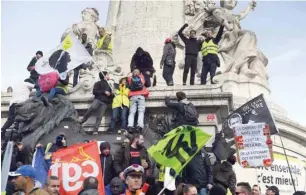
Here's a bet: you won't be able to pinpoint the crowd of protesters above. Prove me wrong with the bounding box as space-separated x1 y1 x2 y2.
1 23 304 195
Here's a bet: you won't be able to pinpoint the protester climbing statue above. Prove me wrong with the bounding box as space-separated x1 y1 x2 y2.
173 0 268 84
61 7 123 94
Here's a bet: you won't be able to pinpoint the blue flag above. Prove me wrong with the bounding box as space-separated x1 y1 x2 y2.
32 147 49 187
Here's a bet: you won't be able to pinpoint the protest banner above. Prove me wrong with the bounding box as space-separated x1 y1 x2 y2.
234 123 273 168
35 33 92 75
148 125 212 176
223 94 278 139
49 141 104 195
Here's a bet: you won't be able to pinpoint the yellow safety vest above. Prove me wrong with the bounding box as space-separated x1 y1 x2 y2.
158 166 165 182
97 35 113 52
201 39 218 56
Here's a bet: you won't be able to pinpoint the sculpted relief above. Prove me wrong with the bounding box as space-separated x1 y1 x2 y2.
177 0 269 83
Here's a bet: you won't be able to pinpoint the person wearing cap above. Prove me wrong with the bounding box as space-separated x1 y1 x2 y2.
107 77 130 134
200 23 224 85
8 165 49 195
100 142 116 186
124 165 144 195
212 155 237 195
78 71 113 135
236 182 252 195
266 186 279 195
27 51 43 85
160 38 177 86
114 134 150 180
178 23 202 86
105 177 125 195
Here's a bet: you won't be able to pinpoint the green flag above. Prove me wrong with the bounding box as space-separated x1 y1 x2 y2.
148 125 212 176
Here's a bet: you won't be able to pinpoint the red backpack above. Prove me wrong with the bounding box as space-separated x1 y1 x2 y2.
38 71 59 92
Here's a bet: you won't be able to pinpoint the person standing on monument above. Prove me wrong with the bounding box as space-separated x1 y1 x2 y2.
97 27 112 53
178 24 201 86
130 47 155 88
200 24 224 85
160 38 176 86
78 71 114 135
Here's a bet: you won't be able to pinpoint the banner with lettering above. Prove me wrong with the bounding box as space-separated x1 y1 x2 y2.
234 123 273 168
49 141 105 195
148 125 212 176
223 94 278 138
256 153 306 194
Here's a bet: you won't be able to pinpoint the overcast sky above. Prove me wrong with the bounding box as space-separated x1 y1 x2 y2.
1 1 306 126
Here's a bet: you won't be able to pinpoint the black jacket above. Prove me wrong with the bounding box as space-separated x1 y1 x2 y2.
178 24 201 56
213 161 237 195
113 144 151 175
165 97 198 126
130 47 155 76
93 80 113 104
100 154 115 186
27 57 39 80
183 151 213 189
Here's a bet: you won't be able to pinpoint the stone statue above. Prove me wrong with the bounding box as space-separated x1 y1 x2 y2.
14 95 86 151
61 8 100 48
179 0 268 83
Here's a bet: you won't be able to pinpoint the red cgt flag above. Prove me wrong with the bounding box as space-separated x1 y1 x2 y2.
48 141 105 195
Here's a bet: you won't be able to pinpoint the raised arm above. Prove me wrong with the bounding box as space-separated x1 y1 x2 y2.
178 23 189 44
239 0 256 20
214 25 224 44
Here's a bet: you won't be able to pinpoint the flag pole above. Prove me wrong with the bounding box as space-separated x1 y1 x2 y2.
262 94 296 192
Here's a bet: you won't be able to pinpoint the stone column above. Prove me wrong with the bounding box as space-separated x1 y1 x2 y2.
109 0 185 84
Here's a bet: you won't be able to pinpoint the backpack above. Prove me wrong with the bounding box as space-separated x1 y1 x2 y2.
38 71 59 92
183 103 198 122
130 75 143 91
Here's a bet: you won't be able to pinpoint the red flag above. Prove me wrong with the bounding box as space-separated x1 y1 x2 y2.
49 141 105 195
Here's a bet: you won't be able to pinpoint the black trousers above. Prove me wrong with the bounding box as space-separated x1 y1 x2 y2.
82 99 108 132
201 60 217 85
163 65 175 86
183 55 198 85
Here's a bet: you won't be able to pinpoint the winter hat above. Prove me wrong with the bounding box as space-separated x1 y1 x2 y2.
99 71 108 80
165 38 172 43
210 185 227 195
100 142 111 151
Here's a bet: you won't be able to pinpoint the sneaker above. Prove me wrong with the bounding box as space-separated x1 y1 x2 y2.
127 127 134 134
183 83 186 86
106 128 114 134
135 126 142 133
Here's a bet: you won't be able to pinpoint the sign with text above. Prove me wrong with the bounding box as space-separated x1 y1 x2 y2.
49 141 105 195
148 125 212 176
256 153 306 194
223 94 278 139
234 123 273 168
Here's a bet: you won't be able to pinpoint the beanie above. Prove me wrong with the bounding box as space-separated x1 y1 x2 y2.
100 142 111 151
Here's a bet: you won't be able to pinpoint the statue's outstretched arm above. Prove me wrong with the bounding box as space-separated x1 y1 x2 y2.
239 0 256 20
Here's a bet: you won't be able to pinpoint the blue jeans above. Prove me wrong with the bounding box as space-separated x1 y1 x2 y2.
128 95 145 128
109 106 128 131
36 87 66 101
199 188 208 195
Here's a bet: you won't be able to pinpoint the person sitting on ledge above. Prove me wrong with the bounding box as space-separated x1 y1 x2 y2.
78 71 113 135
107 77 130 134
165 91 199 128
36 73 70 107
97 27 112 53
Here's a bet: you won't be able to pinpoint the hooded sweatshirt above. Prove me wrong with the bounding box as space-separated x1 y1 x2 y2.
212 161 236 195
130 47 154 75
93 72 113 104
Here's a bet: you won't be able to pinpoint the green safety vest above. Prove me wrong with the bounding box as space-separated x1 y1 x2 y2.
201 39 218 56
97 35 113 52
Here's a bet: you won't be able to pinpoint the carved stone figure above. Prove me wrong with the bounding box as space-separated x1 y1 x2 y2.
61 8 100 48
179 0 268 83
14 95 86 151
